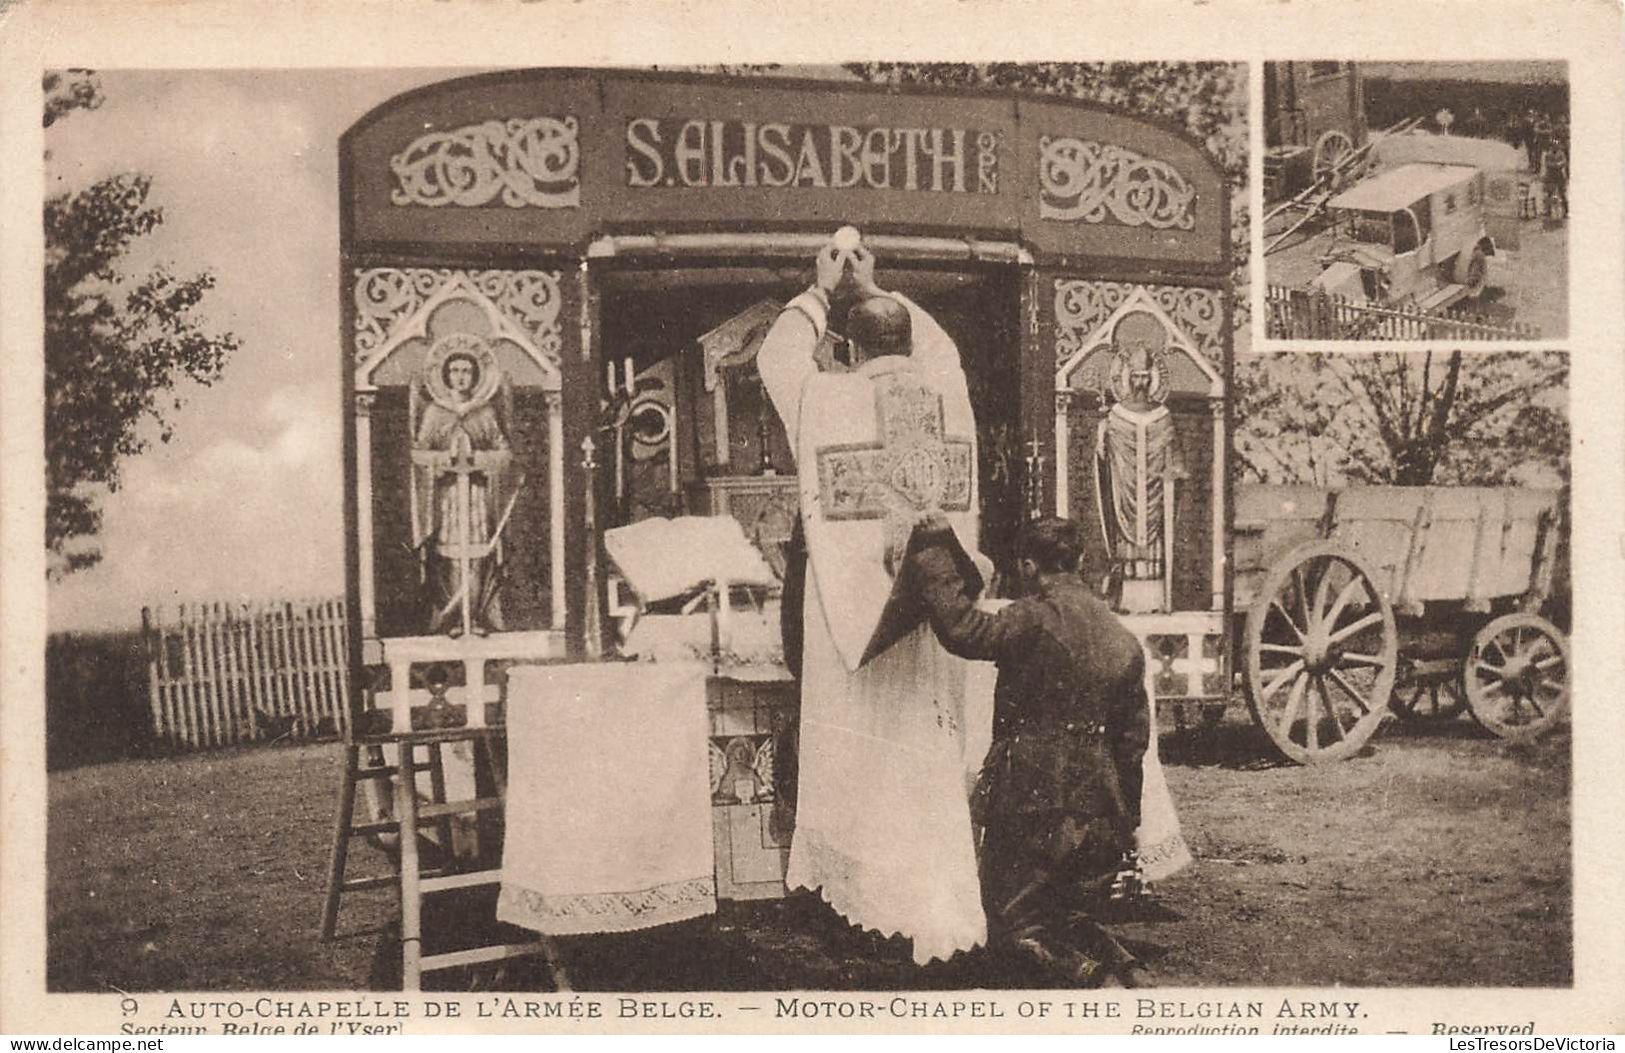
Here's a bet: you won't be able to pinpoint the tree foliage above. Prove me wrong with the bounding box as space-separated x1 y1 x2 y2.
44 71 240 577
846 63 1246 181
44 70 103 129
1234 351 1569 487
845 63 1250 330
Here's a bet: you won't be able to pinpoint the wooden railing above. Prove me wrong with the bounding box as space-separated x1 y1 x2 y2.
142 598 350 749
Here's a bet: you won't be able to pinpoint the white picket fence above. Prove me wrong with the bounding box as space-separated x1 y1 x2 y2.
1266 284 1541 340
142 598 351 749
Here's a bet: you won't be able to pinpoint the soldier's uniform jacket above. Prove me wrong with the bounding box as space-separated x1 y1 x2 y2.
903 527 1151 873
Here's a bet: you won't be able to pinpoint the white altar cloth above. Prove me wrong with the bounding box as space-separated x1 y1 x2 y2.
496 661 717 935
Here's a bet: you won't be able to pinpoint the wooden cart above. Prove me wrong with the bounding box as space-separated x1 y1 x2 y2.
1233 485 1568 764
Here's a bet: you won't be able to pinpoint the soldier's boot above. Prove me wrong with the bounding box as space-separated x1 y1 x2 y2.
1007 921 1109 988
1065 910 1146 988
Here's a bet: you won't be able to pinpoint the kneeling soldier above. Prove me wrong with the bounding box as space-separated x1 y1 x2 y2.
904 515 1151 987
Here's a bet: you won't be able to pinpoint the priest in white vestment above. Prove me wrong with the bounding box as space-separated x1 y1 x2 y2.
758 239 987 965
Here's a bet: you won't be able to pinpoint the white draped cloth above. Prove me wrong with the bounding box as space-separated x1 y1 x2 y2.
759 290 987 964
496 662 717 935
791 611 987 964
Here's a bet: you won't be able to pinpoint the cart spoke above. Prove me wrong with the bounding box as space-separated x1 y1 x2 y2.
1534 684 1566 706
1293 675 1315 750
1535 675 1566 696
1260 659 1306 701
1523 639 1557 659
1269 600 1306 643
1326 668 1372 714
1293 566 1313 636
1328 611 1385 645
1315 677 1346 741
1472 658 1507 678
1534 655 1565 673
1310 564 1334 626
1259 642 1305 657
1340 652 1389 669
1322 576 1366 634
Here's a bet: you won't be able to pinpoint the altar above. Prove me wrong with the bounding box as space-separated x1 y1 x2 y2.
325 68 1232 990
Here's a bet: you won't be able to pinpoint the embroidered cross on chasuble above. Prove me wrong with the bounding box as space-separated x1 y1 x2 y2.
800 367 980 671
816 376 974 525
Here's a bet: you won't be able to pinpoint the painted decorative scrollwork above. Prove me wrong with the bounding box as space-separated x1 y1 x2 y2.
1038 136 1197 230
1053 280 1223 368
353 268 564 364
390 117 581 209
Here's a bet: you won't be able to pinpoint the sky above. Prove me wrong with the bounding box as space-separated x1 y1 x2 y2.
46 69 476 631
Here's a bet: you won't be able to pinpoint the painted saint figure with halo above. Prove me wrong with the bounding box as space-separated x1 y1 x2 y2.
410 333 515 637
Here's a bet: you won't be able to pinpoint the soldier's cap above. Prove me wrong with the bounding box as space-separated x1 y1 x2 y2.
847 295 912 358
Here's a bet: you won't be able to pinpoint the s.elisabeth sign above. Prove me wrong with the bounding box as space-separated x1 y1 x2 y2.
624 118 1001 195
344 70 1227 267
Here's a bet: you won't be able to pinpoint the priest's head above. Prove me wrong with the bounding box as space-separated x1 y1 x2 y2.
845 295 913 365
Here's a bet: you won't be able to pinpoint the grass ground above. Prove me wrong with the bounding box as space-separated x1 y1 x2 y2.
47 712 1570 992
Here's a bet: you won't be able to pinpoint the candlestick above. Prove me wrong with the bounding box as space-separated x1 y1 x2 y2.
623 357 635 395
1023 429 1047 521
581 433 601 659
606 360 616 396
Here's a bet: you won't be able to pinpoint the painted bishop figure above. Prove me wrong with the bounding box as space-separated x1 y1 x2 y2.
758 234 987 966
1094 311 1185 614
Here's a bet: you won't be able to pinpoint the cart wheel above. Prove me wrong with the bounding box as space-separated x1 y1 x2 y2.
1391 676 1467 722
1464 613 1569 741
1244 541 1399 764
1312 130 1357 192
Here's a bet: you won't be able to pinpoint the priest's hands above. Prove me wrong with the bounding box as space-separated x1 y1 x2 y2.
846 245 884 299
814 243 847 296
813 233 885 301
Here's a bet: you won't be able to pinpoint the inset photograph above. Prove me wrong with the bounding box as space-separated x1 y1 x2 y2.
1263 62 1568 340
1234 349 1570 762
1228 350 1571 988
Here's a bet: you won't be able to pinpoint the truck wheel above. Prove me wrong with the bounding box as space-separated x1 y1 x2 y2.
1453 245 1488 297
